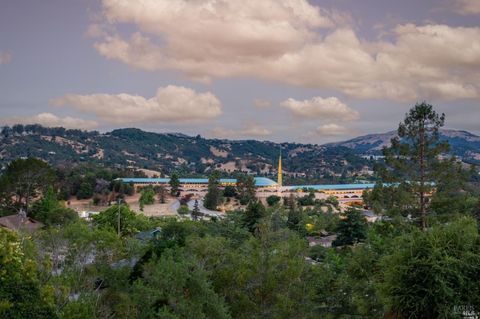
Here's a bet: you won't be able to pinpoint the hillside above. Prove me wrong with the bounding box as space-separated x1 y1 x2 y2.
2 125 478 180
0 124 370 182
327 129 480 164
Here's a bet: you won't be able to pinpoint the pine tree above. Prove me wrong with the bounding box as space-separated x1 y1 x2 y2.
192 199 201 221
382 102 448 229
243 200 267 233
169 172 180 196
204 171 222 210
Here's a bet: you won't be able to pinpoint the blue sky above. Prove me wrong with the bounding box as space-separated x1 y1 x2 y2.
0 0 479 143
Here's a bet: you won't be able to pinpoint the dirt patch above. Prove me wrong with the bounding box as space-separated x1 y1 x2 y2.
210 146 229 158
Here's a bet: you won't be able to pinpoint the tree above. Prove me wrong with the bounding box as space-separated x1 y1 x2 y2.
92 204 151 237
0 157 54 215
287 207 304 233
223 186 237 198
379 217 480 318
31 187 78 226
236 174 256 205
132 250 231 319
0 228 57 319
192 199 201 221
76 182 94 200
382 102 448 229
139 187 156 206
266 195 281 207
169 173 180 196
204 171 222 210
156 186 167 204
332 209 367 247
243 200 267 233
177 204 190 215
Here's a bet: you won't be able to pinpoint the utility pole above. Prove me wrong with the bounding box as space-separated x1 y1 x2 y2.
117 197 122 236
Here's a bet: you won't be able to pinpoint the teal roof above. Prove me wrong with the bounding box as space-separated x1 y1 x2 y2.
284 183 377 191
118 177 385 190
118 177 277 187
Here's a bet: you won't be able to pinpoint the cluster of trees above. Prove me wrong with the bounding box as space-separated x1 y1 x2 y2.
202 172 257 210
2 198 479 318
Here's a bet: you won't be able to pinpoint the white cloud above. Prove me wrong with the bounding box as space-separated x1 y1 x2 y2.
240 123 272 137
50 85 222 124
0 51 12 65
281 96 360 120
207 122 272 139
454 0 480 14
91 0 480 101
253 99 272 108
312 123 352 137
0 113 99 130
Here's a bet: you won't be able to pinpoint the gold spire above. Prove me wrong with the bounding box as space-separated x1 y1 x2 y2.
277 151 282 187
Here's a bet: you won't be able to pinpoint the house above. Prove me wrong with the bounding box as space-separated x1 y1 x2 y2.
0 211 44 233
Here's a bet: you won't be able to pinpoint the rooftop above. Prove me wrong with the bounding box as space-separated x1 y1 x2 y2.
0 214 44 233
118 177 383 190
118 177 278 187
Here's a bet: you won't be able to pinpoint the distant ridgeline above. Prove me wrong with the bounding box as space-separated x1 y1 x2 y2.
0 124 371 182
326 129 480 165
0 124 478 181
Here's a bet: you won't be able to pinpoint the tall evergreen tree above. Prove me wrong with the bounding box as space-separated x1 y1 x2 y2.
204 171 222 210
156 185 167 204
236 174 256 205
332 209 367 247
192 199 201 221
169 172 180 196
243 200 267 233
382 102 448 229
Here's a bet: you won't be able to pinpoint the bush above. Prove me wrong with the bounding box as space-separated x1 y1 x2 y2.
266 195 281 206
379 217 480 318
177 204 190 215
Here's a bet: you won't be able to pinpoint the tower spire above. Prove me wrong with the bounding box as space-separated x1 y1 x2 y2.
277 147 282 187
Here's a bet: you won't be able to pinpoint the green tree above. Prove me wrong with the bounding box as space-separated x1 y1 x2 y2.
382 102 448 229
192 199 201 221
243 200 267 233
177 204 190 216
198 227 317 319
139 187 156 206
204 171 222 210
156 186 167 204
169 173 180 197
76 182 94 200
236 174 256 205
379 217 480 318
93 204 151 236
266 195 281 207
0 229 57 319
332 209 367 247
32 187 78 226
223 186 237 198
132 250 231 319
0 157 54 215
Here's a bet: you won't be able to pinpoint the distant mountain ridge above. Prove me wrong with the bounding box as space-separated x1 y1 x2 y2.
327 129 480 163
0 125 478 179
0 125 370 181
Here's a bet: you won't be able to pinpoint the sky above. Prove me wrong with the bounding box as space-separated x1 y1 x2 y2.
0 0 479 143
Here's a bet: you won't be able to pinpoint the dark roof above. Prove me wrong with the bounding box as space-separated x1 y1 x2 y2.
0 214 44 233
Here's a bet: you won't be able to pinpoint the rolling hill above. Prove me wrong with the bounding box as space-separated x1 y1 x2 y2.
327 129 480 164
1 125 478 181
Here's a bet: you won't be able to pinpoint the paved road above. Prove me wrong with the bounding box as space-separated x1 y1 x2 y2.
169 198 224 219
187 199 224 219
169 199 180 214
